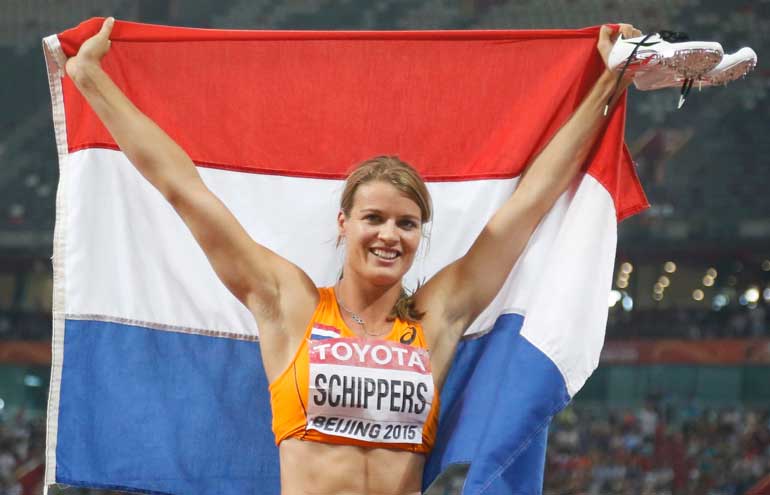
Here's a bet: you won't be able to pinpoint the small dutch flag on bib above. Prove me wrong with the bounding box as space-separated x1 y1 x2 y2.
310 324 342 341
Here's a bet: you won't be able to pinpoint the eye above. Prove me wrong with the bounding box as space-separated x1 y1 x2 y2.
398 219 418 230
363 214 382 223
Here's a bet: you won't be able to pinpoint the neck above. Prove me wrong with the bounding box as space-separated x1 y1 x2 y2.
335 271 402 326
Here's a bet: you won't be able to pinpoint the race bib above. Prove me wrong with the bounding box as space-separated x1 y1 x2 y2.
307 337 434 444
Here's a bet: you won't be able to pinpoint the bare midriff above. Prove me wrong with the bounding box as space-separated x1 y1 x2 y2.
279 438 424 495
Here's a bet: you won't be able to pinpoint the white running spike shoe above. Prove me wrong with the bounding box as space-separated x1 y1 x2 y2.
700 47 757 87
608 32 724 79
606 31 724 109
633 46 757 91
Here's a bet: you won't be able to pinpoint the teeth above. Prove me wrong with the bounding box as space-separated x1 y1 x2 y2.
372 249 398 260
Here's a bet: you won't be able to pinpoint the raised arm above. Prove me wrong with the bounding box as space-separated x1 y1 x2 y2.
64 18 317 334
419 25 639 355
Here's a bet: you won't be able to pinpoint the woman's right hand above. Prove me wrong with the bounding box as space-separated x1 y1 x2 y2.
65 17 115 79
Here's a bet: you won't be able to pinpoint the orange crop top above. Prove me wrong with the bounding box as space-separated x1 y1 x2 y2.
269 287 439 454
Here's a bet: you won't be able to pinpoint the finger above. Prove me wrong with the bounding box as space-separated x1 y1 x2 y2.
605 24 628 45
599 24 613 44
617 23 635 39
98 17 115 40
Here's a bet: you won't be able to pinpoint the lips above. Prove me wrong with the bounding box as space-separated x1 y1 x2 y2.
370 248 400 260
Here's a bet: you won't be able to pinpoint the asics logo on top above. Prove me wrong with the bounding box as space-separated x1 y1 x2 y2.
400 326 417 345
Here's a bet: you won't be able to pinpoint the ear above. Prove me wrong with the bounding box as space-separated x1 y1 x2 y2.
337 210 347 238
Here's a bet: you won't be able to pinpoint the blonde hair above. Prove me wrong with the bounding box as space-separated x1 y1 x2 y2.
339 156 431 322
340 156 431 223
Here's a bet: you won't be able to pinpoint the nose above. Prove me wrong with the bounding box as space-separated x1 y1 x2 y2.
378 220 399 244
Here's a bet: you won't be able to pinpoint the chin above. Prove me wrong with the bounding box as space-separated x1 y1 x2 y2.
365 270 405 287
364 263 411 287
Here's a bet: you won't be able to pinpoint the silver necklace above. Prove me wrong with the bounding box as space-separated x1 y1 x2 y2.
335 285 388 337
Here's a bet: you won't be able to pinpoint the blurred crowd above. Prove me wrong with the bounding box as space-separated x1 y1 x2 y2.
546 400 770 495
0 412 44 495
0 412 117 495
0 312 50 341
607 303 769 340
3 400 768 494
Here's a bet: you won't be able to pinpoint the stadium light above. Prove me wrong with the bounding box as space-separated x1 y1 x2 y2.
622 295 633 311
712 293 729 310
608 290 622 307
24 375 42 387
692 289 704 301
745 287 760 304
620 262 633 274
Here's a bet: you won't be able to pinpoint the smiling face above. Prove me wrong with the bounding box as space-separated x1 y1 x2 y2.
338 180 423 288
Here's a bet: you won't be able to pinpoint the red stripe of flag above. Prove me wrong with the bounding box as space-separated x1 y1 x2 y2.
56 19 647 220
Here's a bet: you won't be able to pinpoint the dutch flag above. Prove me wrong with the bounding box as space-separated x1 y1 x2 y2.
42 19 647 495
310 324 343 341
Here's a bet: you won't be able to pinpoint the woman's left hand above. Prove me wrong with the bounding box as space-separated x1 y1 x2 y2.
66 17 115 82
597 23 642 72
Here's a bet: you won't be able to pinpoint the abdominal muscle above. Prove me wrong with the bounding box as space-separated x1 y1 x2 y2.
279 438 424 495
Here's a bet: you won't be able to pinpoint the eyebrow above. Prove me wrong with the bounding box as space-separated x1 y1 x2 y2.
360 208 420 221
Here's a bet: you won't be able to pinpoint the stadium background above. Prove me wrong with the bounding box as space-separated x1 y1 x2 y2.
0 0 767 494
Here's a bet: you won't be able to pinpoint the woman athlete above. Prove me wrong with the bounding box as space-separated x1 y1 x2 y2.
65 17 640 495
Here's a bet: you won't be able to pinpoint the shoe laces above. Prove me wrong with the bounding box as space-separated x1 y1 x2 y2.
658 30 690 43
605 32 654 115
659 31 696 108
605 30 693 116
